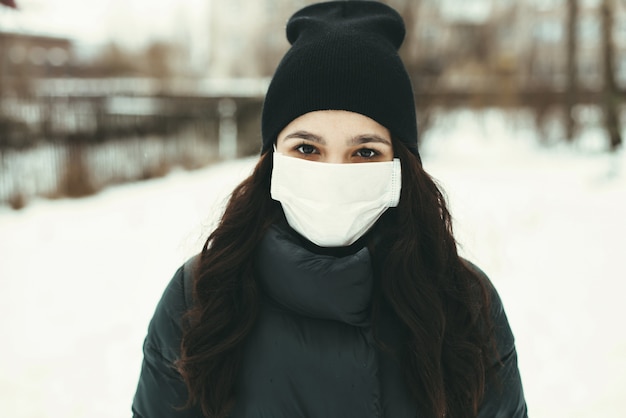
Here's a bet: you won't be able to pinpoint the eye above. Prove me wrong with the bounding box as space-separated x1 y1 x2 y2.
354 148 379 159
295 143 318 155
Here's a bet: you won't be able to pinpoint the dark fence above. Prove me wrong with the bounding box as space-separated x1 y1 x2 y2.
0 78 266 208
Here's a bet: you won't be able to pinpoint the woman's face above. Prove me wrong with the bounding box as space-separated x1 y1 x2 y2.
275 110 393 163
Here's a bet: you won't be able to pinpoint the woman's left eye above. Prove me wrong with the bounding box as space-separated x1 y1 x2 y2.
355 148 378 158
295 143 318 155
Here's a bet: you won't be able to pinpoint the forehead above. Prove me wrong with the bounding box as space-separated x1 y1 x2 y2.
279 110 391 140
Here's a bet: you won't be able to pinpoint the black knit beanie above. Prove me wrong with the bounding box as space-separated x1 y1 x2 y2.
261 0 419 158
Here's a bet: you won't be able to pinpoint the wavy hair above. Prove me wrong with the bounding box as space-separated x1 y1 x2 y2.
176 141 496 418
369 141 496 417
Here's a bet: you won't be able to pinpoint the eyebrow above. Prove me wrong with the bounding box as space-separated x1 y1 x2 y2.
282 131 391 146
348 134 392 147
283 131 325 144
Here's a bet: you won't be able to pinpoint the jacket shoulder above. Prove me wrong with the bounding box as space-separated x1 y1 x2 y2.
144 260 192 360
132 256 202 418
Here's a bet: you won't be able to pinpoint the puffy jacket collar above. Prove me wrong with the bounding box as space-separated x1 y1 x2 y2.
255 224 373 327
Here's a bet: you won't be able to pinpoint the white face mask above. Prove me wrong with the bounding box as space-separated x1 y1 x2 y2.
270 152 402 247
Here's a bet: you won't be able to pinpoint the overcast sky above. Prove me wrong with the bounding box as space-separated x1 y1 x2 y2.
0 0 210 50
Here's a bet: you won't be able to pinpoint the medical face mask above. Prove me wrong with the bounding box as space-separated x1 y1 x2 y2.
270 152 402 247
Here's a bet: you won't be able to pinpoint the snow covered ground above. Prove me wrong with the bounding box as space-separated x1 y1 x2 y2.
0 108 624 417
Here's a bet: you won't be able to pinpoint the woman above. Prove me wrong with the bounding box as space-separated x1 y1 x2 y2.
132 1 527 417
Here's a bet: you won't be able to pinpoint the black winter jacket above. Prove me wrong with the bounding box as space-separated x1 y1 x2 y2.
132 224 527 417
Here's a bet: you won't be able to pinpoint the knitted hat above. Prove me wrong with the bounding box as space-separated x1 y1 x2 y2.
261 0 419 157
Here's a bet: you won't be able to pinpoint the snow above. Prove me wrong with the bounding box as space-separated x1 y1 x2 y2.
423 109 626 417
1 108 625 417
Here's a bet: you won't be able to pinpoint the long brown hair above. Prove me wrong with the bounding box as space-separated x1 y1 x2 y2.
177 142 496 418
369 141 496 417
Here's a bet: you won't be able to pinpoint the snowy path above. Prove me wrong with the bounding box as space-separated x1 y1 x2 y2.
1 110 625 417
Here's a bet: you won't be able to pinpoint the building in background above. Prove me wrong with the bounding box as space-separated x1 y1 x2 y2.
0 32 73 90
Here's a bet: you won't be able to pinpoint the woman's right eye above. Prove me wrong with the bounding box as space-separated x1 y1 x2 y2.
295 143 318 155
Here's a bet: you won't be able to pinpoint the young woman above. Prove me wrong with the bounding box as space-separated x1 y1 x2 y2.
132 2 528 417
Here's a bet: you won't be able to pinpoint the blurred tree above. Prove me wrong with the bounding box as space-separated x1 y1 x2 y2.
61 139 94 198
0 0 17 9
387 0 420 65
600 0 622 151
564 0 579 142
88 42 139 77
143 41 174 80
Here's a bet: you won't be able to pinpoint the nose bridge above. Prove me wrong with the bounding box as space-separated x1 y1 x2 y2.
323 139 348 164
324 153 347 164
